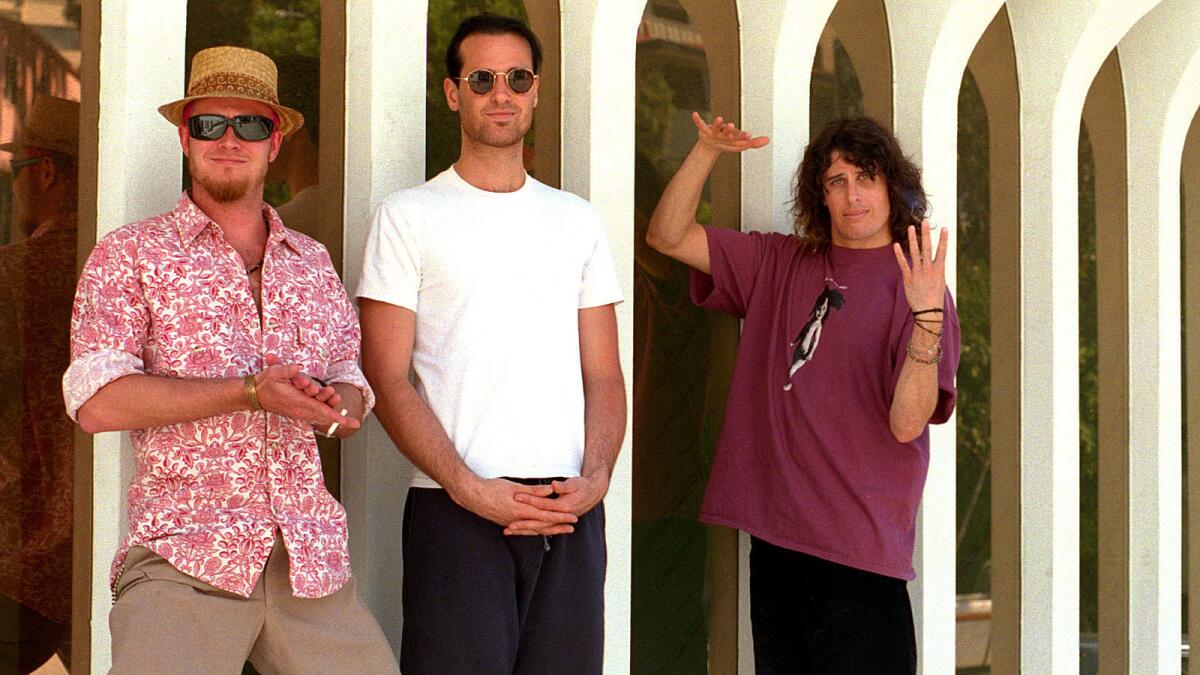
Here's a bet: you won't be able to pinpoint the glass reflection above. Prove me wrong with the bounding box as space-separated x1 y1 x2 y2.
1 4 81 672
0 96 79 675
632 0 739 670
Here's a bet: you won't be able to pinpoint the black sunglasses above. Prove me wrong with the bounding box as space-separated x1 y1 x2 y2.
454 68 537 95
186 114 275 142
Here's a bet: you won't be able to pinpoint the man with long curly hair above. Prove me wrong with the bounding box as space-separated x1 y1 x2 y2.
647 114 960 673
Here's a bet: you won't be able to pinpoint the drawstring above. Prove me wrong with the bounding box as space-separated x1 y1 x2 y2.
542 535 551 552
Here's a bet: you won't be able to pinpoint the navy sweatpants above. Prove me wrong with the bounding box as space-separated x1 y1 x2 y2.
400 485 606 675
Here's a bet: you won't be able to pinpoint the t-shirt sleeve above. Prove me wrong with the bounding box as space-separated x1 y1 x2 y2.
689 225 768 318
887 286 960 424
356 197 421 310
930 289 960 423
579 212 624 308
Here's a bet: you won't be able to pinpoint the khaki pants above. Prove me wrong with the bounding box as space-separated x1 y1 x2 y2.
109 538 398 675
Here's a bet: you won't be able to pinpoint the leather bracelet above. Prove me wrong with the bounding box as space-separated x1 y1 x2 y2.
243 374 262 411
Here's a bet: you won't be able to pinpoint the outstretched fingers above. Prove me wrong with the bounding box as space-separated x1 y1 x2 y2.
692 111 769 151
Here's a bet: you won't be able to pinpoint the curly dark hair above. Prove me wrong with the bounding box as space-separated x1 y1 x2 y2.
791 117 927 251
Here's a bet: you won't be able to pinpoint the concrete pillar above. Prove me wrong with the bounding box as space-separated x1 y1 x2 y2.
1004 1 1159 670
78 1 187 670
1115 0 1200 669
338 0 428 655
883 2 1005 670
560 1 643 670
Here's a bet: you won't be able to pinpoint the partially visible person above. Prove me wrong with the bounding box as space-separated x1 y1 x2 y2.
63 46 397 673
647 113 960 673
358 14 625 675
269 54 321 240
0 94 78 675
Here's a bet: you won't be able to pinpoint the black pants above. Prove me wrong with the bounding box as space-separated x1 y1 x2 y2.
0 595 69 675
749 537 917 674
400 485 606 675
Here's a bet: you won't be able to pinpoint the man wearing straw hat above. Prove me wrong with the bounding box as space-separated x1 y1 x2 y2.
63 47 398 673
3 95 79 241
0 94 79 674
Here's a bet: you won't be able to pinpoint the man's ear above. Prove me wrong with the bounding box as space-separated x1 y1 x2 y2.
268 130 282 162
34 158 58 190
444 77 460 112
178 124 191 158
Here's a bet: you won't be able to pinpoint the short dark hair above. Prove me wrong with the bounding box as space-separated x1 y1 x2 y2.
445 13 542 80
791 117 927 251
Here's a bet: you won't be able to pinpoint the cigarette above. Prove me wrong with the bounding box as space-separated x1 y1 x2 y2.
325 409 349 437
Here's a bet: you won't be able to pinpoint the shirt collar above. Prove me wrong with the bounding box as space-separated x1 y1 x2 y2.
173 191 302 256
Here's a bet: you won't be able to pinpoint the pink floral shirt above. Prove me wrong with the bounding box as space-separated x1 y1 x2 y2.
63 193 374 599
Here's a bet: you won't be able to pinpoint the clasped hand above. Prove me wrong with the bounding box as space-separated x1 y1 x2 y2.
252 354 359 434
459 474 610 537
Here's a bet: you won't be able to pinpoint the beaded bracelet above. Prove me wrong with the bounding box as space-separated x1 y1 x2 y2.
906 339 943 364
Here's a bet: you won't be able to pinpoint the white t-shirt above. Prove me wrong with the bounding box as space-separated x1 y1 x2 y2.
357 167 624 488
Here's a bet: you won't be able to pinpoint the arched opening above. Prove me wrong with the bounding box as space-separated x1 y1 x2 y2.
810 0 891 133
631 0 740 670
1079 48 1127 673
957 6 1020 671
1183 107 1200 674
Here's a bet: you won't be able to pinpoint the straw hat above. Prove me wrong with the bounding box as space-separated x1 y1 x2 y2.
158 46 304 136
0 95 79 156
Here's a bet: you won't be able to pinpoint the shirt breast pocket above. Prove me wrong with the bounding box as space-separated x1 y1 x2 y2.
290 322 333 380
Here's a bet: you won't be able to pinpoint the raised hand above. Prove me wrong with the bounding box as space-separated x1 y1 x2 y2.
692 112 770 155
892 219 948 312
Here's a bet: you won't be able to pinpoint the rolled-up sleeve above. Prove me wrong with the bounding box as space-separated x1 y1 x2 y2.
63 230 149 421
315 248 375 416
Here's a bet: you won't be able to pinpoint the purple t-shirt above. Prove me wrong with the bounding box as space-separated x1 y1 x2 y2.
691 226 960 580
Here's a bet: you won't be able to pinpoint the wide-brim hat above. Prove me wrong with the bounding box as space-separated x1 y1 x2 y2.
0 95 79 156
158 46 304 137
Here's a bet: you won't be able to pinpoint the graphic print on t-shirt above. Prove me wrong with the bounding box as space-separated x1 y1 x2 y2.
784 278 845 391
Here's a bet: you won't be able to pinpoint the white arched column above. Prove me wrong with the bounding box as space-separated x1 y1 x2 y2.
1115 0 1200 669
338 0 428 655
740 0 837 236
79 2 186 670
882 2 1004 671
1004 1 1159 671
737 2 836 669
560 2 643 670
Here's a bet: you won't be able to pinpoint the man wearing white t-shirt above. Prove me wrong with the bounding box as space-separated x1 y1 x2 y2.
357 14 625 674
